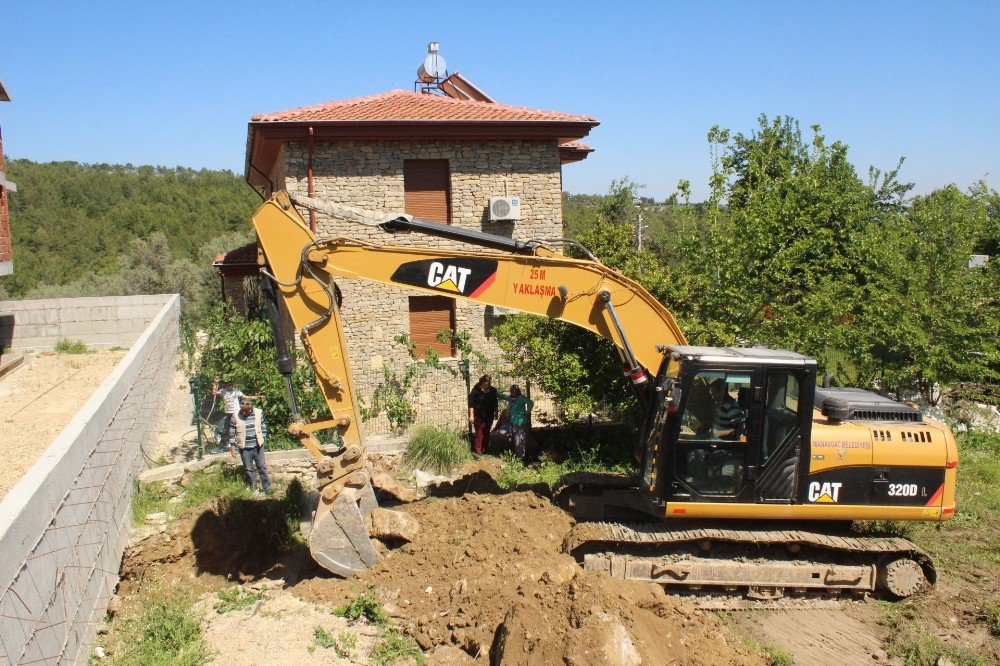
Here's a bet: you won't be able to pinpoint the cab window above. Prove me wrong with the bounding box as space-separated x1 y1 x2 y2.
674 370 751 495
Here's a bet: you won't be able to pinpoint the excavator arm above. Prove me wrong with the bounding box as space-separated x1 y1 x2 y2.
251 191 686 576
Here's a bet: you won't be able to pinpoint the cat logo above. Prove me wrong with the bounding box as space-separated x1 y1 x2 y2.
427 262 472 293
807 481 843 503
389 258 498 298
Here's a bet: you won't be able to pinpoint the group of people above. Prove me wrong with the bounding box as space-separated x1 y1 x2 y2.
211 372 537 495
468 374 536 461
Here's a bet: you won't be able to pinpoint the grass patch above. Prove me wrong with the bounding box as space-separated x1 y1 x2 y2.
54 338 89 354
313 626 336 649
404 424 471 476
496 446 634 491
180 463 253 509
312 627 357 658
494 422 639 490
878 601 986 665
717 611 794 665
100 586 207 665
334 591 389 625
753 641 793 666
901 429 1000 574
332 591 423 664
984 604 1000 637
213 587 262 614
373 627 423 666
279 478 307 547
131 481 174 527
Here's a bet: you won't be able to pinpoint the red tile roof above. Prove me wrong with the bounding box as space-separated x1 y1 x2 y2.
253 89 596 124
213 242 258 267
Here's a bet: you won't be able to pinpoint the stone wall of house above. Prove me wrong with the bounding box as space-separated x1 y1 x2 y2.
277 140 564 434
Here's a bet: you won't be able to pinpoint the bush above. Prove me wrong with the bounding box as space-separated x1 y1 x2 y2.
54 338 88 354
403 424 472 475
333 591 388 625
181 304 329 439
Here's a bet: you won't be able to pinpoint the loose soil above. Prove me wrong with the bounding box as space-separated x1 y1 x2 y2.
118 464 764 665
117 455 1000 664
0 349 126 498
195 587 380 665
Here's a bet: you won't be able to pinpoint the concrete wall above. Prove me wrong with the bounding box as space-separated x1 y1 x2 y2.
0 294 179 665
0 294 176 352
278 139 564 434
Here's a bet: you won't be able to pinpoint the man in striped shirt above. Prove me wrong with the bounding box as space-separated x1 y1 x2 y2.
710 379 745 440
229 397 271 493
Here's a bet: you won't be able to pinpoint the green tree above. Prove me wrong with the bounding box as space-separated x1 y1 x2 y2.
493 178 669 423
182 304 327 435
660 116 911 358
0 159 257 297
847 183 999 401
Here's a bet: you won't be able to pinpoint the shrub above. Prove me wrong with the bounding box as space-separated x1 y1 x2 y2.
334 591 388 625
54 338 88 354
404 424 472 475
985 604 1000 637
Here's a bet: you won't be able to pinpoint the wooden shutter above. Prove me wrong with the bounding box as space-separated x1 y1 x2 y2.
404 159 450 224
409 296 455 359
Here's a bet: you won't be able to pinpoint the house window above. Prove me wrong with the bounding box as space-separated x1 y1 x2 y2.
408 296 455 359
404 159 450 224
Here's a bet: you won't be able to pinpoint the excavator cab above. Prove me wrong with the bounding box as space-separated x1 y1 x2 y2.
642 346 816 509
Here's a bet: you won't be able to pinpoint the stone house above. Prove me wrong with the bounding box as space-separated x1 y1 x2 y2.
223 80 599 434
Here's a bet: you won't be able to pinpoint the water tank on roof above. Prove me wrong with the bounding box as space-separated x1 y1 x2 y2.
417 42 447 83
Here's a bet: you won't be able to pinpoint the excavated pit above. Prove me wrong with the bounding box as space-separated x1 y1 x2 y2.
120 466 764 664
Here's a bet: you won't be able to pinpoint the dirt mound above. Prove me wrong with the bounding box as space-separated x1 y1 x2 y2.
294 485 762 665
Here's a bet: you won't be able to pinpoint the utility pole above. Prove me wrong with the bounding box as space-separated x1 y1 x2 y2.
635 202 646 252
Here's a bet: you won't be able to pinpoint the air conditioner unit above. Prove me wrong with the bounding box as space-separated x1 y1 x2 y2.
492 306 518 317
489 197 521 221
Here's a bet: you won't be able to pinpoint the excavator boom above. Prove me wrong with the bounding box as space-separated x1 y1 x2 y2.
252 192 685 575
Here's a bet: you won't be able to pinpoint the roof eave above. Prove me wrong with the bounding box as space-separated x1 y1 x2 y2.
246 119 599 185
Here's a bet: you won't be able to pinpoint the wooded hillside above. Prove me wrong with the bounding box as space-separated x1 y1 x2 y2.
0 160 258 296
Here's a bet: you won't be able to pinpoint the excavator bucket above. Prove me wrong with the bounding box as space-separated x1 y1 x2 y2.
308 479 382 577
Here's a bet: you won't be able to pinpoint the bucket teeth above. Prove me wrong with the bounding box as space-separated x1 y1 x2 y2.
309 481 381 577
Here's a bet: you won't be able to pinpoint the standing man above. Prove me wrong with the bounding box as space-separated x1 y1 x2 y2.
499 385 535 461
213 376 261 447
229 397 271 493
468 374 498 455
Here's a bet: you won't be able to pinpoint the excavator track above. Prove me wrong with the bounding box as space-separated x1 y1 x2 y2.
565 520 935 600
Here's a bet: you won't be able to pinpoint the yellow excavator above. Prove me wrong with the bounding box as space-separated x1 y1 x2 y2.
251 191 957 600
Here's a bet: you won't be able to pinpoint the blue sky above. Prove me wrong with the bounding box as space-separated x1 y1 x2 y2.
2 1 997 200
